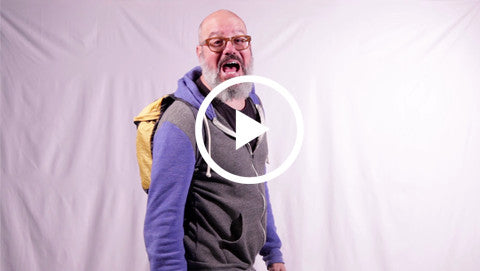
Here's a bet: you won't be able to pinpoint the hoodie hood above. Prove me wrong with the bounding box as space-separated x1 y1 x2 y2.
174 66 261 120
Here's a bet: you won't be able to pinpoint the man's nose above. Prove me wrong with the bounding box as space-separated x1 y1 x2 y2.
222 39 238 54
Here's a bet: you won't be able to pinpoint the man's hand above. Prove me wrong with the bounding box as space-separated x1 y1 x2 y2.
268 263 286 271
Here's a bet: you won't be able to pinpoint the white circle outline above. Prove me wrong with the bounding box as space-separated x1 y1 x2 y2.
195 75 304 184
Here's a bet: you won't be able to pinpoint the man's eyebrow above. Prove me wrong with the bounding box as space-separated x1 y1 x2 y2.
208 32 223 38
207 30 246 38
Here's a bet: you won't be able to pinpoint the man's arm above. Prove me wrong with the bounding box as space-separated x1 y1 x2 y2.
144 121 196 271
260 184 286 270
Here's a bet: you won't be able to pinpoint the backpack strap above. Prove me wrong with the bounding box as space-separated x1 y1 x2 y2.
169 98 206 170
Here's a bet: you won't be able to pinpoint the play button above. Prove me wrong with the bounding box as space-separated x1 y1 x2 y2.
195 75 304 184
235 110 269 150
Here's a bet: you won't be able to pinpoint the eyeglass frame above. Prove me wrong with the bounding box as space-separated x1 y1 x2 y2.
200 35 252 53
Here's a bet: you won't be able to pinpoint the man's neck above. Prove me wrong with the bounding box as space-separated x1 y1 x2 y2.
200 75 246 111
224 99 245 111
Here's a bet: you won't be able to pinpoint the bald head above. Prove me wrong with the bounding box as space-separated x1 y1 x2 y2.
198 10 247 43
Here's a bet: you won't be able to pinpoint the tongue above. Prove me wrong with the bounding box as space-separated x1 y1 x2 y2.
223 66 237 73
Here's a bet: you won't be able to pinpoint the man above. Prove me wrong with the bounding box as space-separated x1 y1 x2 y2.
144 10 286 271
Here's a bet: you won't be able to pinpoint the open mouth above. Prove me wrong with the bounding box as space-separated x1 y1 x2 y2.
221 61 241 74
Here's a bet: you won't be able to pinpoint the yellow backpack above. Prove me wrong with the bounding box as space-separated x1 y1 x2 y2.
133 95 176 193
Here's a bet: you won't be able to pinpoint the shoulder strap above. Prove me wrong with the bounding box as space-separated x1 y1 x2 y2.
169 98 205 168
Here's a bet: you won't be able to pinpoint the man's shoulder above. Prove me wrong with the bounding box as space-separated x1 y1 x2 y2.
158 99 197 138
161 98 196 120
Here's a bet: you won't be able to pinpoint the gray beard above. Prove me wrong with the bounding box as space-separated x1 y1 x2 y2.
200 61 253 102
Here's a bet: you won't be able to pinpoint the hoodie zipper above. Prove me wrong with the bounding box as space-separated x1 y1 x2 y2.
247 143 267 246
246 143 260 176
212 117 268 245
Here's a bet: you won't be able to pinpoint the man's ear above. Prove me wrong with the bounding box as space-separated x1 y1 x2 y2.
196 45 202 60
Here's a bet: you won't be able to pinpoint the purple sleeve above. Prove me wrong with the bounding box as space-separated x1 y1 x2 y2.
260 183 285 267
144 121 196 271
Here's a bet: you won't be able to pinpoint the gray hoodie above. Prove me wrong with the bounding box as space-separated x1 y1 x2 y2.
144 66 284 271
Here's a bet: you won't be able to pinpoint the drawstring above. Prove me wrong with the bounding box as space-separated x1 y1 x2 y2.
203 115 212 178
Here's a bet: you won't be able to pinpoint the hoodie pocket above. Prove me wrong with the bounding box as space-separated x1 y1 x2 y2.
221 213 243 243
218 213 257 265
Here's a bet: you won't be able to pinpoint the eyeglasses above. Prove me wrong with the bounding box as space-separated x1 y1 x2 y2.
200 35 251 53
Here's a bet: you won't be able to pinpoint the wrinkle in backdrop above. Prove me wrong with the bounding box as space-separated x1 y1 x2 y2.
1 1 480 271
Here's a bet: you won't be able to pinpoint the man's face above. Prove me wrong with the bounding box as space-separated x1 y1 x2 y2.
197 13 253 98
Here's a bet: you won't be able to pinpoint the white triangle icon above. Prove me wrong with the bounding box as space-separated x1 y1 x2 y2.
235 110 269 150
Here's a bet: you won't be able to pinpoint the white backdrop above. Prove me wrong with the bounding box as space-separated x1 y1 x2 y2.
1 1 480 271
